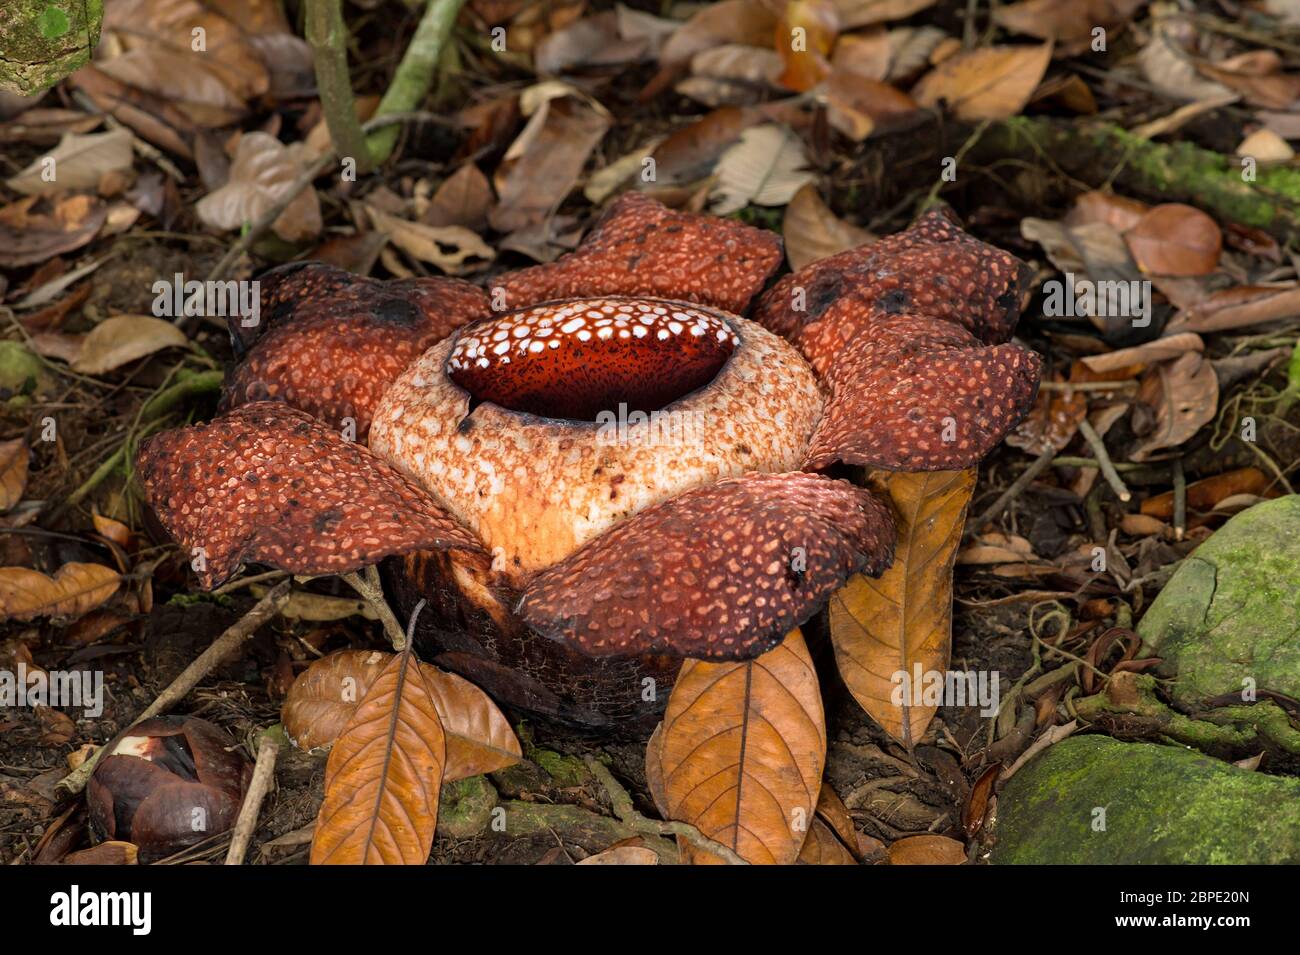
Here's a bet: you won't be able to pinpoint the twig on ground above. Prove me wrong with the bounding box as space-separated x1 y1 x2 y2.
225 728 284 865
57 581 291 795
213 569 289 596
583 757 748 865
1172 457 1187 541
968 445 1057 535
340 565 408 649
1077 419 1132 502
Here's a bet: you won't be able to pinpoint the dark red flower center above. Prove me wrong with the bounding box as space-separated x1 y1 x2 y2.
446 298 739 421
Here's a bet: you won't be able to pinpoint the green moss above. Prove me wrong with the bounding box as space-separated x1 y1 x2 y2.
0 0 103 94
530 748 591 788
1138 496 1300 706
992 736 1300 864
437 775 498 839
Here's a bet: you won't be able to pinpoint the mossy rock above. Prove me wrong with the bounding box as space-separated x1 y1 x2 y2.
991 736 1300 864
0 0 103 95
437 776 498 839
1138 495 1300 707
0 340 53 405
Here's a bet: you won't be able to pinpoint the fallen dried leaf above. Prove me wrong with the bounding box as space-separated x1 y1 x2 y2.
887 833 966 864
782 184 874 270
0 439 29 511
912 43 1052 120
310 652 446 865
195 132 321 242
653 629 825 865
830 470 976 746
0 563 121 622
70 316 188 375
710 123 815 214
6 128 135 197
1126 204 1222 276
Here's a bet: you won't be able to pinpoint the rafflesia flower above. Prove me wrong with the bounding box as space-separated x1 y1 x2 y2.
136 196 1041 732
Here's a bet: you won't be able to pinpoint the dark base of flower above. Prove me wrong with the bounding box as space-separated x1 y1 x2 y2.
383 550 679 737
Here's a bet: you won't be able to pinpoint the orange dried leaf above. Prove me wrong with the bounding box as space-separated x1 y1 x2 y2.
0 563 121 622
888 833 966 864
0 438 29 511
829 469 976 746
912 43 1052 120
1126 204 1222 276
652 629 825 865
310 652 446 865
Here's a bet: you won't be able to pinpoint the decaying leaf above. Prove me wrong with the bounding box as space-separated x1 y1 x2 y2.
775 1 840 92
6 128 135 197
1131 351 1219 460
490 89 610 233
0 194 107 269
887 833 966 864
833 0 938 29
70 315 189 375
652 628 825 865
782 184 874 270
576 845 660 865
1125 203 1223 277
830 469 977 746
797 818 858 864
311 652 446 865
195 132 321 242
710 124 815 214
0 439 30 511
282 649 520 780
0 563 121 622
1141 467 1278 518
365 206 495 277
912 43 1053 120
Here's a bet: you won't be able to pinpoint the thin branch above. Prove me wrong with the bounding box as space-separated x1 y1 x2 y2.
57 581 292 795
225 728 284 865
968 445 1057 535
1078 419 1132 502
305 0 374 174
340 565 407 650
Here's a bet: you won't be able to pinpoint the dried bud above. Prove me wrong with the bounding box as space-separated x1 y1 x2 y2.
86 716 251 863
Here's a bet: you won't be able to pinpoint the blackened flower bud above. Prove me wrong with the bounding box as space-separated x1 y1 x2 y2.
87 716 251 863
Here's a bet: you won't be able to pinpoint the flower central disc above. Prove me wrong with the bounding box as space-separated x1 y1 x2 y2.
446 299 739 420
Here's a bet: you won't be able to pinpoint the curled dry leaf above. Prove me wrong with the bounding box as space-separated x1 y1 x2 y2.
994 0 1145 47
490 91 610 233
0 194 107 269
1140 467 1278 519
775 0 840 92
797 818 858 864
91 512 132 549
710 124 815 215
282 649 520 780
834 0 939 29
311 652 446 865
653 629 824 864
1125 204 1222 276
830 469 976 746
657 0 779 70
782 184 874 271
195 132 321 242
912 43 1053 121
0 438 29 511
576 845 660 865
887 833 966 864
365 206 495 276
70 315 189 375
425 163 494 232
5 128 135 197
1131 351 1219 461
0 562 120 621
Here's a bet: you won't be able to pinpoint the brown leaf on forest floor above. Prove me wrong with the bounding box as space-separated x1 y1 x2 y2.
1140 467 1280 518
490 89 610 233
888 833 966 864
797 818 858 864
195 132 321 242
0 563 121 622
830 469 976 746
310 652 446 865
1131 351 1218 460
994 0 1144 48
782 184 874 270
0 195 107 269
70 315 189 375
423 164 494 232
1126 204 1222 276
912 43 1052 120
652 629 825 865
282 649 520 780
0 439 30 511
577 845 660 865
833 0 938 28
775 1 840 92
6 129 135 197
364 206 495 276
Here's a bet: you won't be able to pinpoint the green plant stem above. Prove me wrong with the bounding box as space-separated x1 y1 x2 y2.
305 0 374 174
366 0 466 165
